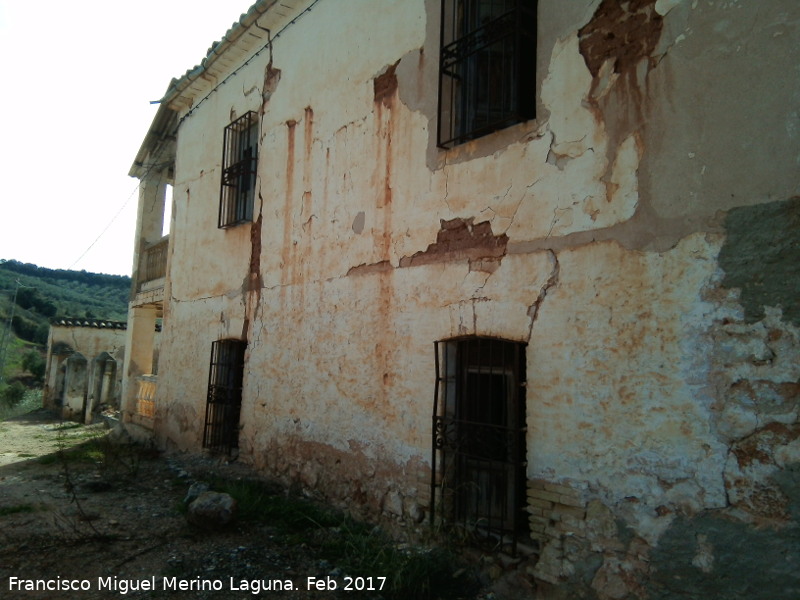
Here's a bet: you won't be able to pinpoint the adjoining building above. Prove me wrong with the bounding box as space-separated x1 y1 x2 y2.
122 1 800 596
43 318 127 423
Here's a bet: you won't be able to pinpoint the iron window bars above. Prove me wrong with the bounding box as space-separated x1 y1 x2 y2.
219 111 259 228
203 339 247 454
438 0 537 148
432 337 528 553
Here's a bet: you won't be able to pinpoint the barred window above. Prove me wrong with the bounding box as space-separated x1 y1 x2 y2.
219 111 259 228
432 337 528 551
203 339 247 454
438 0 537 148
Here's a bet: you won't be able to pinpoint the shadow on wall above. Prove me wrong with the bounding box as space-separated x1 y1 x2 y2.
59 351 120 424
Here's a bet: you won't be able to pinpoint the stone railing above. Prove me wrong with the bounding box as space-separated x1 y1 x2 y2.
135 375 157 419
139 237 169 285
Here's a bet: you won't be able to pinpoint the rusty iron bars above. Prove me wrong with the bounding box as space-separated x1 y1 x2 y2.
219 111 259 228
140 238 169 285
135 375 157 419
431 337 528 554
437 0 537 148
202 339 247 454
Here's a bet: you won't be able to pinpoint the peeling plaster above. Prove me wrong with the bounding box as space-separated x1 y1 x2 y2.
398 217 508 268
140 2 800 595
719 197 800 326
373 61 399 107
261 64 281 111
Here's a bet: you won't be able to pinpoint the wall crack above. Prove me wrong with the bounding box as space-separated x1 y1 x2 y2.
527 250 560 341
443 164 453 213
503 178 539 235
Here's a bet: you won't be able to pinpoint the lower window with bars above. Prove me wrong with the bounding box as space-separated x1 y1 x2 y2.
431 336 529 553
203 339 247 454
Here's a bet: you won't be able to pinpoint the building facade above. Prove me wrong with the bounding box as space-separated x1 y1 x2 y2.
124 0 800 596
43 318 127 423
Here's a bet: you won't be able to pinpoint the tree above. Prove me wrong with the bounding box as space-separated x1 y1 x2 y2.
21 350 45 383
15 287 37 310
11 315 37 342
39 299 57 317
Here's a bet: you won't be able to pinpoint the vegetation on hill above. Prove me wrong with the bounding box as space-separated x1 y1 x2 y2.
0 259 130 412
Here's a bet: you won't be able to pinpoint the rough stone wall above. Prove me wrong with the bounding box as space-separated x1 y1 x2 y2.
147 0 800 597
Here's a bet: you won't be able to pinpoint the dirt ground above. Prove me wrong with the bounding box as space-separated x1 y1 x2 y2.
0 410 494 600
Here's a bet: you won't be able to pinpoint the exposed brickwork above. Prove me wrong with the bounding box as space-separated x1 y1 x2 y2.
373 61 399 107
399 218 508 268
527 479 586 544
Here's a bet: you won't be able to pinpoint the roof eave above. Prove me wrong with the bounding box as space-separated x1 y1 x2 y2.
129 0 285 178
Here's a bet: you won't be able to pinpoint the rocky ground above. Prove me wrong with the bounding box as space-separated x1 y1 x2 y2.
0 410 519 600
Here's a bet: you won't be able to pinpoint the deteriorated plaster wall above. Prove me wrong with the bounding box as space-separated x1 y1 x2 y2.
148 0 799 596
43 326 127 416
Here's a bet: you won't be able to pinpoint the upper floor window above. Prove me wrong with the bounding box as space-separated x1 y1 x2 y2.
438 0 537 148
219 111 259 228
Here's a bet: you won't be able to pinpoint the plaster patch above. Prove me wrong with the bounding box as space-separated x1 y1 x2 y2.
579 0 664 78
655 0 685 16
690 534 714 573
352 211 365 234
719 197 800 326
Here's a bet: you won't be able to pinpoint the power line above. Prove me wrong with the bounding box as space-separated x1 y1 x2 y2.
0 279 33 383
68 182 140 271
68 140 172 272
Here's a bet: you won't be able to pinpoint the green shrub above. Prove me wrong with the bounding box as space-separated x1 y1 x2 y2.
0 381 26 407
0 388 42 420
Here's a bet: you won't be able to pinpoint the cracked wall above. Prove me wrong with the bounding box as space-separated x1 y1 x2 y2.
143 0 800 596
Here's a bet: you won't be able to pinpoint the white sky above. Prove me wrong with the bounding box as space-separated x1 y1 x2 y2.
0 0 256 276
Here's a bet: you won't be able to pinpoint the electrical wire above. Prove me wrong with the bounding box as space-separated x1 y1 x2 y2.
68 185 139 271
67 0 322 273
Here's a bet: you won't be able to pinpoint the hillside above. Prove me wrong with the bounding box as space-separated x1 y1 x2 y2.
0 260 130 398
0 259 129 327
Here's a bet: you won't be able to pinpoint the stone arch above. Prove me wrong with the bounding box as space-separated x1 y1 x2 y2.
45 342 74 409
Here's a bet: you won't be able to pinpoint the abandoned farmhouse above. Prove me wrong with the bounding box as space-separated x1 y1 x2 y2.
42 318 129 423
118 0 799 596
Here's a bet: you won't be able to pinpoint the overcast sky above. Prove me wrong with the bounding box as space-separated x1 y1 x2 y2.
0 1 256 276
